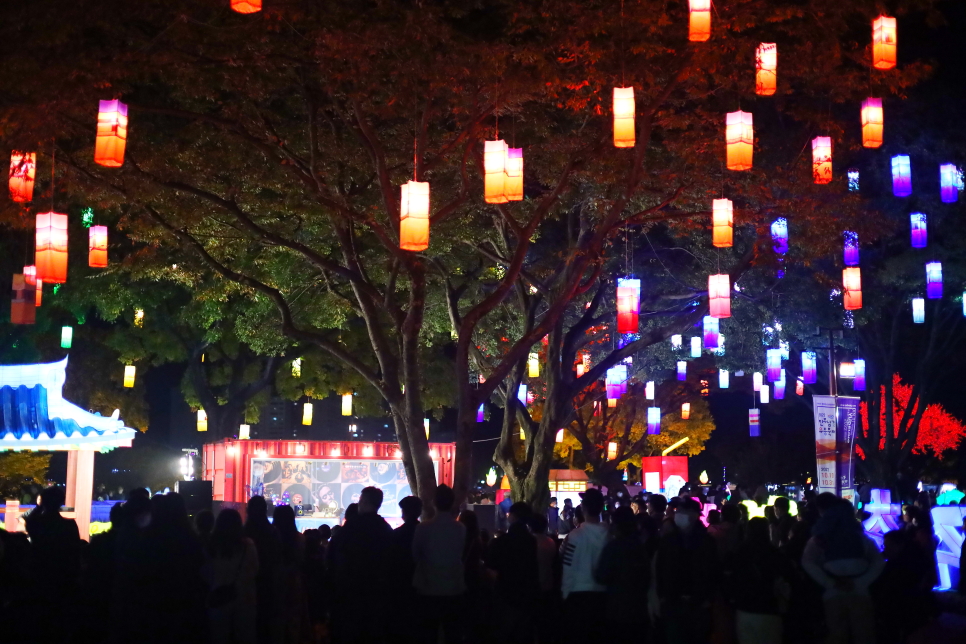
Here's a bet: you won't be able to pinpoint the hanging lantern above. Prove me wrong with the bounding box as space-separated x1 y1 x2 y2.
484 140 508 204
910 213 927 249
681 403 691 420
23 265 36 287
940 164 959 203
645 381 655 400
123 365 136 388
555 429 564 443
517 384 527 405
749 409 760 437
612 87 636 148
861 98 884 148
677 361 687 381
647 407 661 435
712 199 733 248
616 277 641 334
9 152 36 203
775 370 786 400
760 385 770 404
197 410 207 432
811 137 832 184
10 274 35 325
688 0 711 42
291 358 302 378
35 212 68 284
844 231 860 267
528 352 540 378
848 169 860 192
719 369 729 389
400 181 430 251
891 155 912 197
709 274 731 318
576 360 585 377
843 267 863 310
753 372 763 392
231 0 261 13
477 404 485 423
505 148 524 201
302 402 313 426
703 316 719 349
607 442 618 460
94 100 128 167
912 297 925 324
852 360 866 392
690 336 701 358
341 393 352 416
239 424 251 440
725 111 753 171
89 225 108 268
796 377 804 396
926 262 942 299
802 351 817 384
766 349 782 382
872 15 897 70
771 218 788 256
60 326 73 349
755 43 777 96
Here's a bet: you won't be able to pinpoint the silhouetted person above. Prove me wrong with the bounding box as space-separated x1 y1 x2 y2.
561 488 609 644
271 504 307 644
485 501 539 644
245 496 282 644
25 486 79 643
195 509 215 548
343 502 359 523
731 517 793 643
597 505 648 641
392 495 423 643
413 485 466 642
459 510 489 644
205 508 259 644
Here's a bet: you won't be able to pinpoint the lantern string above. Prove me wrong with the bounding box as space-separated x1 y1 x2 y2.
620 0 625 87
50 141 55 213
412 88 418 181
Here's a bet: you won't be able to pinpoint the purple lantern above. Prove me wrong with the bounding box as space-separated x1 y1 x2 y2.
940 164 959 203
802 351 817 384
854 359 866 391
647 407 661 435
749 409 760 437
677 361 687 381
844 231 859 267
771 218 788 255
774 370 786 399
703 315 719 349
517 384 527 405
891 155 912 197
926 262 942 299
477 404 485 422
910 213 927 249
766 349 782 382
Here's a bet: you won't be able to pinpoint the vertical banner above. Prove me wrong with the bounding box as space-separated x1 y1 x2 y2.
836 396 861 504
813 395 838 495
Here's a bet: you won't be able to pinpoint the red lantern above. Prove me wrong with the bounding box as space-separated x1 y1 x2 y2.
689 0 711 42
861 98 883 148
872 16 897 71
89 225 108 268
812 137 832 184
712 199 733 248
10 274 36 325
726 111 753 171
709 274 731 318
95 100 128 167
24 266 42 307
616 278 641 334
843 268 862 310
35 212 68 284
400 181 430 251
755 44 777 96
613 87 635 148
9 152 36 203
231 0 261 13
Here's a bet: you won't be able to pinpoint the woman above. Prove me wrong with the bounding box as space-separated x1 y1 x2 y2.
205 509 259 644
272 505 308 644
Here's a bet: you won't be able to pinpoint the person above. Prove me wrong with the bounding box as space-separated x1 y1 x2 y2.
801 493 883 644
485 501 539 644
205 508 259 644
709 503 743 559
730 517 792 644
244 496 281 644
558 498 575 537
872 529 932 644
560 488 610 644
597 505 648 640
327 486 394 644
459 510 489 644
392 495 423 594
529 512 559 644
412 484 466 642
195 509 215 548
498 493 514 532
547 497 560 537
272 504 307 644
646 493 668 526
343 502 359 523
770 496 795 548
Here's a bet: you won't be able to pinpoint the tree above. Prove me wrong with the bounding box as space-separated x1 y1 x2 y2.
0 452 51 499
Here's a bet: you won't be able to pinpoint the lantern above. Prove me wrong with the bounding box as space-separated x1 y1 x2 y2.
703 316 719 349
854 360 866 391
719 369 729 389
872 16 897 70
910 213 927 249
940 164 959 203
709 274 731 318
528 352 540 378
891 155 912 197
726 111 753 171
400 181 430 251
848 169 860 192
811 137 832 184
677 361 687 381
926 262 942 299
94 100 128 167
517 384 527 405
645 381 655 400
477 404 485 423
753 372 763 392
484 140 508 203
10 274 35 325
771 218 788 256
691 336 701 358
607 442 618 460
23 265 36 287
766 349 782 382
861 98 884 148
844 231 860 267
802 351 817 384
647 407 661 435
35 212 68 284
61 326 73 349
775 371 786 400
123 365 136 388
612 87 636 148
9 152 35 203
231 0 261 13
302 402 313 426
912 298 925 324
291 358 301 378
553 429 563 443
505 148 524 201
689 0 711 42
796 377 804 396
749 409 760 437
760 385 770 404
341 393 352 416
843 267 863 310
671 334 682 348
616 277 641 334
89 225 108 268
239 424 251 440
755 43 777 96
712 199 733 248
197 410 207 432
425 418 431 440
576 361 585 377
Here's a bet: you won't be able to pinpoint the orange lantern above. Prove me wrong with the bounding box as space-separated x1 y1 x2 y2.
726 111 753 171
94 100 128 167
9 152 36 203
861 98 883 148
89 225 108 268
505 148 523 201
607 442 618 460
35 212 68 284
712 199 733 248
709 274 731 318
231 0 261 12
400 180 430 251
811 137 832 184
872 16 897 70
843 267 862 310
613 87 635 148
10 274 36 325
484 140 508 203
755 43 777 96
689 0 711 42
681 403 691 420
23 265 42 307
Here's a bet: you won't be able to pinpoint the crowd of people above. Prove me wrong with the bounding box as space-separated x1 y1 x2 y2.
0 482 948 644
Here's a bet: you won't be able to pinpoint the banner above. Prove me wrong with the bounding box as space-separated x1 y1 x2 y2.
813 395 838 495
836 396 861 502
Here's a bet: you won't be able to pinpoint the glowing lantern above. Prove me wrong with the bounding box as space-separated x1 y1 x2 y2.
940 164 959 203
9 152 35 203
677 361 687 381
528 353 540 378
796 378 804 396
912 298 925 324
505 148 523 201
341 393 352 416
910 213 927 249
690 336 701 358
425 418 431 440
671 334 682 349
709 274 731 318
23 266 41 308
689 0 711 42
854 360 866 391
123 365 136 388
613 87 636 148
872 16 897 70
616 277 641 334
400 181 430 251
891 155 912 197
10 274 35 325
239 424 251 440
94 100 128 167
811 137 832 184
517 384 527 405
291 358 301 378
753 372 763 392
719 369 729 389
703 316 719 349
802 352 817 384
60 326 73 349
477 404 485 423
302 403 313 426
774 371 786 400
197 410 207 432
556 429 564 443
766 349 782 382
35 212 68 284
926 262 942 299
645 381 655 400
576 361 585 377
755 43 777 96
484 140 508 203
607 442 618 460
771 218 788 256
647 407 661 435
843 267 863 310
712 199 733 248
861 99 883 148
760 385 770 404
485 468 498 487
749 409 760 437
681 403 691 420
844 231 860 267
89 225 108 268
231 0 261 13
725 111 753 171
848 169 860 192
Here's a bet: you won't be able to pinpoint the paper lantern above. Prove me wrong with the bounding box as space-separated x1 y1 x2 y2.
611 87 637 148
861 98 883 148
425 418 431 440
484 140 508 203
645 381 655 400
703 316 719 349
550 429 561 444
774 371 786 400
802 352 817 384
912 298 925 324
505 148 523 201
400 181 430 251
681 403 691 420
719 369 729 389
891 155 912 197
749 409 760 437
616 277 641 334
671 334 682 348
23 265 36 287
690 336 701 358
231 0 261 13
844 231 860 267
9 152 35 203
477 404 485 423
726 111 753 171
796 377 804 396
854 360 866 391
771 218 788 256
517 384 527 405
302 402 313 426
576 361 585 377
712 199 733 248
607 442 618 460
872 16 897 70
197 410 207 432
60 326 73 349
10 274 35 325
528 352 540 378
940 164 959 203
647 407 661 435
709 274 731 318
677 361 687 381
689 0 711 42
89 225 108 268
926 262 943 299
755 43 777 96
910 213 927 249
341 393 352 416
811 137 832 184
239 424 251 440
848 169 860 192
35 212 68 284
760 385 770 404
123 365 136 388
95 100 128 167
843 267 863 310
753 372 763 392
766 349 782 382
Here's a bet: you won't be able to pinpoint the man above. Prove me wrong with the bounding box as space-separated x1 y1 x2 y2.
547 497 560 537
770 496 796 548
412 485 466 642
392 495 422 643
559 488 609 644
485 501 539 644
558 498 575 537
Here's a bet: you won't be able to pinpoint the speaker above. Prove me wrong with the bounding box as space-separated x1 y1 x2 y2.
176 480 213 517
